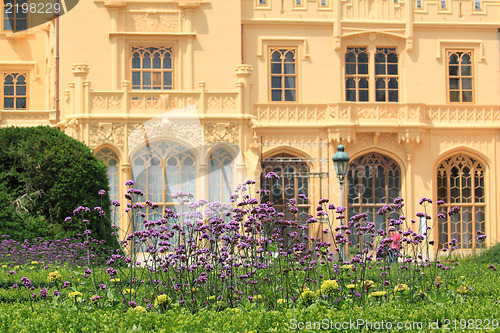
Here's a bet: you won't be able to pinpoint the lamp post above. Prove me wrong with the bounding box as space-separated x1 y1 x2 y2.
332 142 350 261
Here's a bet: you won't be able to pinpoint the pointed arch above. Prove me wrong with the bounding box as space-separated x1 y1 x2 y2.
435 150 487 250
347 151 403 247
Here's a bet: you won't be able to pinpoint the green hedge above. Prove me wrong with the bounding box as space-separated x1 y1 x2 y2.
0 126 117 247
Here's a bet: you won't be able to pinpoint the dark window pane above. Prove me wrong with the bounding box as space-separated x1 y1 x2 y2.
163 54 172 69
4 98 14 108
284 63 295 74
375 63 385 75
16 85 26 96
4 85 14 96
16 98 26 109
375 52 385 64
359 90 368 101
462 78 472 90
376 90 385 102
16 20 26 31
132 72 140 87
376 78 386 89
449 65 459 76
449 78 459 89
143 54 151 69
142 72 151 87
462 53 471 64
450 91 459 102
285 90 296 101
359 78 368 89
271 63 282 74
449 53 459 65
461 65 471 76
345 52 356 63
358 52 368 63
284 77 295 88
358 63 368 75
346 78 355 89
346 90 355 101
346 63 356 75
271 77 282 88
388 90 398 102
388 78 398 89
153 54 161 69
462 91 473 102
387 53 398 63
271 90 282 101
132 54 141 68
163 72 172 88
387 64 398 75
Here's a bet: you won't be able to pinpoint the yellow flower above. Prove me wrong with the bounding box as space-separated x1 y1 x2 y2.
369 291 387 298
191 287 198 293
123 289 134 295
301 290 317 303
361 280 374 289
346 284 356 289
68 291 83 298
457 285 469 294
1 265 6 268
321 280 339 296
110 279 120 283
31 261 39 265
154 294 171 307
231 308 240 313
277 299 285 304
132 306 147 313
254 294 263 300
207 296 216 301
394 284 408 292
434 276 442 283
13 266 19 270
341 264 353 270
47 271 62 283
460 276 465 280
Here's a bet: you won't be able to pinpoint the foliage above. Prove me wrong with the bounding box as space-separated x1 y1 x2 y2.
466 241 500 264
0 126 117 247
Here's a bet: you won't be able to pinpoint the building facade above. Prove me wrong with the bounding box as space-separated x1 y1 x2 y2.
1 0 500 254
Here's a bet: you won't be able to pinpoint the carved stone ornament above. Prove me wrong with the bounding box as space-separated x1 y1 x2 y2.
204 123 239 144
89 123 125 150
128 120 205 153
128 12 179 32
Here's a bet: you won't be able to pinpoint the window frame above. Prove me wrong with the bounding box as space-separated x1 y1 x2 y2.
2 0 28 32
446 49 474 104
129 45 176 91
268 47 299 103
345 46 399 103
318 0 331 9
2 71 28 110
436 154 486 250
346 152 402 249
374 47 399 102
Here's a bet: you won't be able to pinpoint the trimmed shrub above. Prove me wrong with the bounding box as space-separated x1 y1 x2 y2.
0 126 117 247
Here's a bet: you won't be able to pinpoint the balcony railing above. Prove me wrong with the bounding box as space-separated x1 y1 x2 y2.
255 103 500 128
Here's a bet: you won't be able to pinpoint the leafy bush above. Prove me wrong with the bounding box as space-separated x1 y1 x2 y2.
474 242 500 264
0 126 117 247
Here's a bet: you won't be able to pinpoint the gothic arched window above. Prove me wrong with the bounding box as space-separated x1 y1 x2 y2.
209 148 233 203
261 154 309 222
347 153 401 246
437 154 485 249
131 141 196 230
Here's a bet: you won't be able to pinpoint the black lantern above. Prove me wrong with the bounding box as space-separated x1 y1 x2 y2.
332 143 350 183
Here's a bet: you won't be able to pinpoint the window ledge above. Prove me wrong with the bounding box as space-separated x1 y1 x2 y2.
0 31 34 40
